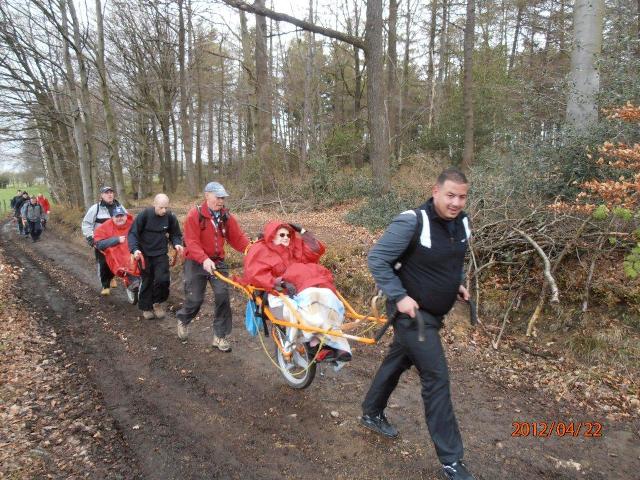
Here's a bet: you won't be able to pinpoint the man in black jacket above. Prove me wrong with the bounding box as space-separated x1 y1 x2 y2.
129 193 183 319
360 168 476 480
13 191 29 236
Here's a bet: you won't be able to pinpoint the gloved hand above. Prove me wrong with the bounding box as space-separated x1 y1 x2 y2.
274 279 297 297
86 236 94 247
282 281 297 297
288 223 306 234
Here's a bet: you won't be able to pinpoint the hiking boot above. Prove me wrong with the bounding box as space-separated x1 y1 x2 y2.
153 303 166 319
211 335 231 352
177 320 189 340
360 412 398 438
335 350 352 362
100 288 111 296
142 310 156 320
442 461 475 480
110 277 118 289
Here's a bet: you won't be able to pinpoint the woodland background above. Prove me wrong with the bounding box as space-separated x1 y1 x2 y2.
0 0 639 380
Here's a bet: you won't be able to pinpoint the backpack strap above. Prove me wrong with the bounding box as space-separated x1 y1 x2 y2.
394 208 423 270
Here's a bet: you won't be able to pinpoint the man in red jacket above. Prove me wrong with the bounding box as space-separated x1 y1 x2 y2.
36 194 51 229
176 182 250 351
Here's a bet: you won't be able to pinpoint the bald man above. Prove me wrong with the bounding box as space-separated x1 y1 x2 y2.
128 194 184 319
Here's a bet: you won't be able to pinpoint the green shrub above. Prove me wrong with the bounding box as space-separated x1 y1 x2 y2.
346 190 418 232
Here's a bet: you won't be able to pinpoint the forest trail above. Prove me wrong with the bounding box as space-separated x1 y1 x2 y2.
1 218 638 480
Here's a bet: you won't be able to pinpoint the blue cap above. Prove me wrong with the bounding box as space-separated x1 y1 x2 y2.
204 181 229 197
113 205 127 216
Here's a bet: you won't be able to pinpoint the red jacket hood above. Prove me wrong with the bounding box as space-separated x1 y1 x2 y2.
262 221 293 244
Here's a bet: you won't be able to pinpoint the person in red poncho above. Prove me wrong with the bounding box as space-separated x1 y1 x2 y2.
242 221 351 362
241 221 330 293
93 206 141 294
36 194 51 229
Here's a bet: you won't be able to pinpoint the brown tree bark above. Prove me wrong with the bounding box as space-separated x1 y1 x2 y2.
387 0 400 161
254 0 273 182
95 0 125 199
366 0 390 188
178 0 196 192
461 0 476 171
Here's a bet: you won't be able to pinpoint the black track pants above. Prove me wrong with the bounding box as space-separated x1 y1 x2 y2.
95 248 114 289
176 259 232 338
362 311 464 464
138 254 171 311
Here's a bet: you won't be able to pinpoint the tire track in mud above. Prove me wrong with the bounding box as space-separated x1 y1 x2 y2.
2 220 636 480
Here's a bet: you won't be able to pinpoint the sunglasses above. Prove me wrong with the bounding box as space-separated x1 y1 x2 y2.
278 232 290 238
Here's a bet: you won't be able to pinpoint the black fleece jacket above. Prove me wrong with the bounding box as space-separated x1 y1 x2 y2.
128 207 183 257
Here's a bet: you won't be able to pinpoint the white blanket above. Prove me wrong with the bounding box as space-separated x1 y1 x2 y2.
268 287 351 353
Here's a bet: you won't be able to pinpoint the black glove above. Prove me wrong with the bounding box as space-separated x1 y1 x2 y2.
288 223 305 234
275 279 297 297
86 236 94 247
282 281 297 297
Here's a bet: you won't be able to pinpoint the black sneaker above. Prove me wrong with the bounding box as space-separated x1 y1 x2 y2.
360 412 398 438
442 460 475 480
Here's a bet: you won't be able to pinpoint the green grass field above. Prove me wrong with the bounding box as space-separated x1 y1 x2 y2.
0 185 50 213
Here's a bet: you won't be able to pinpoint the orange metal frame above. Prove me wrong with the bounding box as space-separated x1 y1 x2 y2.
213 271 386 345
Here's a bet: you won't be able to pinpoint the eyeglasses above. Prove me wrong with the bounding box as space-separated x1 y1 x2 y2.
278 233 290 238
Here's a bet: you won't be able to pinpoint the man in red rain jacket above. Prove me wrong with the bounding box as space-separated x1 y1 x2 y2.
176 182 250 351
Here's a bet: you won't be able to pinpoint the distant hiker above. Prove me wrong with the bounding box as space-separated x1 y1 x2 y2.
360 168 476 480
94 205 141 295
13 191 29 236
128 193 183 320
36 194 51 229
21 195 44 242
81 186 125 296
175 182 249 351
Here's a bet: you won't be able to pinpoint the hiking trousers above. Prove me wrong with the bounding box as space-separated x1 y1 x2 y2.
27 220 42 241
362 311 464 464
176 259 232 338
138 254 170 311
95 248 114 288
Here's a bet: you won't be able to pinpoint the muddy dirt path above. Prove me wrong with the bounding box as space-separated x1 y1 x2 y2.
1 220 637 480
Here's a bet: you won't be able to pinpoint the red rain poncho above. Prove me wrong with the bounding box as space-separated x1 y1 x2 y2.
94 213 141 278
241 221 334 292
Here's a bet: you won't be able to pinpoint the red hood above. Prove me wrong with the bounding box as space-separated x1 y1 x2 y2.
262 221 293 244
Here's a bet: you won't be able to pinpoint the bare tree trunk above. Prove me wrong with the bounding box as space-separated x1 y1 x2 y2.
95 0 125 199
461 0 476 171
178 0 196 192
433 0 449 125
66 0 98 199
366 0 389 188
352 0 364 168
300 0 314 175
400 0 413 157
254 0 273 181
426 0 437 128
387 0 399 162
60 0 92 207
207 99 215 178
219 52 226 175
239 10 254 155
566 0 604 131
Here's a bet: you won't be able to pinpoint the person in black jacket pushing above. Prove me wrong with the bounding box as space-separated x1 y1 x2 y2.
128 194 183 320
360 168 476 480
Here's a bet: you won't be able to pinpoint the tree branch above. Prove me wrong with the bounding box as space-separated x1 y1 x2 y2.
219 0 366 51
